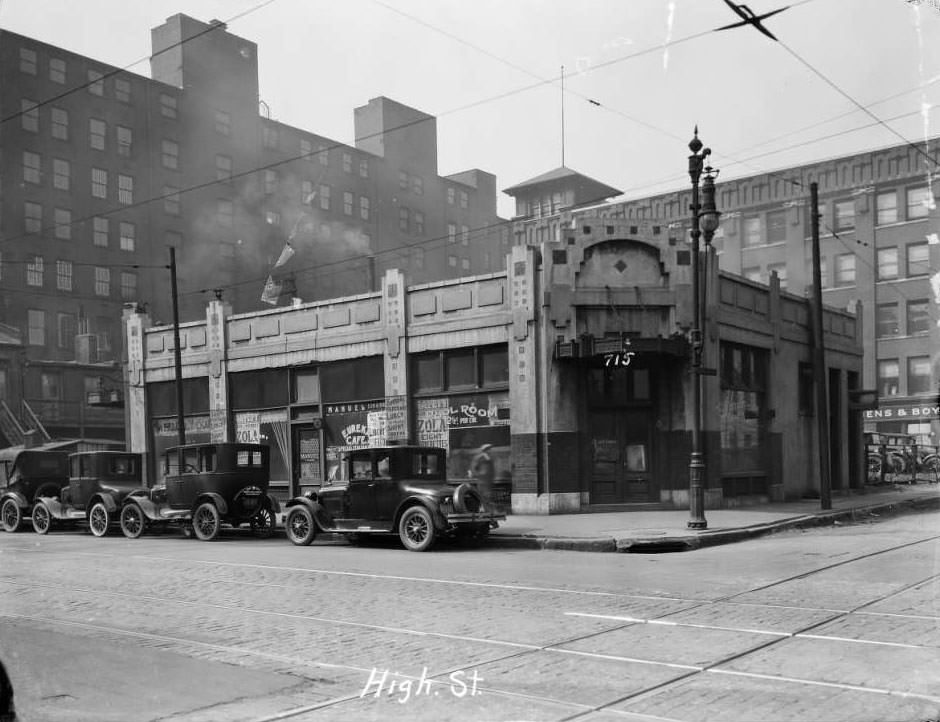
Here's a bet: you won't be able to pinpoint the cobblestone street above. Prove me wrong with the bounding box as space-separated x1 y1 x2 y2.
1 511 939 721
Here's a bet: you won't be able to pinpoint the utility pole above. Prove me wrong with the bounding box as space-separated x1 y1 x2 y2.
810 183 831 509
169 247 186 447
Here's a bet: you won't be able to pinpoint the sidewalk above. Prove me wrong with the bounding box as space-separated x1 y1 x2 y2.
489 482 940 553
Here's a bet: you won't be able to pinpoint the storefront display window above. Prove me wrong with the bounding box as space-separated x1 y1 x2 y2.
719 343 768 473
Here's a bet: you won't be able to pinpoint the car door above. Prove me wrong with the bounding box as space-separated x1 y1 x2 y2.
343 452 376 521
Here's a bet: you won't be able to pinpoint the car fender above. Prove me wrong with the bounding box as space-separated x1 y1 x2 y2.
394 496 445 530
193 492 228 516
89 493 119 514
37 496 68 519
125 496 162 521
34 482 66 502
265 493 281 514
0 491 29 510
286 497 332 530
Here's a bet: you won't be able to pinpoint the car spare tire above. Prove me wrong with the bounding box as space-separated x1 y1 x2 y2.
452 482 484 514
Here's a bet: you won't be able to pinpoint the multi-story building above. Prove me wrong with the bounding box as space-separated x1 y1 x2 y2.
0 14 507 445
504 146 940 446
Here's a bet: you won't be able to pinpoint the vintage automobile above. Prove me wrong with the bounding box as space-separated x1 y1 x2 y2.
119 442 278 541
31 451 146 536
283 445 505 552
0 448 69 533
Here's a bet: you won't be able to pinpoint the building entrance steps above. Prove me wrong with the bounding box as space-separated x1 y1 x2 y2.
489 483 940 552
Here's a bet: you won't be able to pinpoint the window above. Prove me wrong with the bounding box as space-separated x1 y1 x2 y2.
54 208 71 240
878 359 899 397
91 168 107 199
460 190 468 209
161 139 178 169
318 144 328 165
214 110 231 136
115 77 131 103
461 258 470 271
23 151 41 184
19 47 37 74
25 202 42 234
93 217 109 247
447 187 455 205
116 126 132 156
766 210 786 243
264 169 278 194
908 356 931 394
160 186 180 215
56 260 72 291
47 107 69 141
876 303 898 338
414 211 424 235
834 253 855 286
89 118 106 150
118 174 133 204
121 271 137 300
300 138 313 160
262 125 278 149
40 372 61 400
359 196 370 220
49 57 66 83
743 216 761 246
413 176 423 195
87 69 104 96
53 158 70 191
876 247 898 281
459 225 468 246
119 222 136 251
399 171 408 189
359 159 369 178
834 199 854 230
301 180 313 204
448 222 457 243
319 184 331 211
412 346 508 393
399 207 409 232
57 313 76 350
160 93 177 119
343 152 352 173
27 310 45 346
415 246 425 269
448 255 457 267
21 100 38 132
264 210 280 226
876 191 897 225
907 186 930 219
906 243 929 276
27 255 44 286
217 199 233 227
94 267 110 296
907 299 929 335
216 154 232 182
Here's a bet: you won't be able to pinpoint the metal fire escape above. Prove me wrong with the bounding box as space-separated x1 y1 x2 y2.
0 400 52 447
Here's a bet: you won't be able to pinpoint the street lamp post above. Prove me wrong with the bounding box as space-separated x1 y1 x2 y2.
687 128 720 530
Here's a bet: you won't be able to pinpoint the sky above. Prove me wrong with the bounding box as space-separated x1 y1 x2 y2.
2 0 939 219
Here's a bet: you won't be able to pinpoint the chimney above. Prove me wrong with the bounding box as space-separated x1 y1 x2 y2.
75 334 99 364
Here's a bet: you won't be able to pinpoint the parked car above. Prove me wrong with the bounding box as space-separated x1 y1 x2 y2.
119 442 278 541
31 451 146 536
283 446 505 552
0 449 69 533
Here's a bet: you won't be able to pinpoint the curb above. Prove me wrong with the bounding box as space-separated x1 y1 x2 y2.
488 492 940 554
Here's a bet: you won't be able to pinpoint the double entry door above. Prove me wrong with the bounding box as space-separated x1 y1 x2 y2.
589 409 653 504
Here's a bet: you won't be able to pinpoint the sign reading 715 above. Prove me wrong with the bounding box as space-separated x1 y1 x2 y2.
604 351 635 367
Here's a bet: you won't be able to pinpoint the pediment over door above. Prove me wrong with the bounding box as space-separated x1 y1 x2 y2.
575 240 664 289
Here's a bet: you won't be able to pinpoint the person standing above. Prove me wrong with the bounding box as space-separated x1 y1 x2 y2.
469 444 495 500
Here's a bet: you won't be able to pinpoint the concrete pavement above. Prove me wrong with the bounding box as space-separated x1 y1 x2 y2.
489 482 940 553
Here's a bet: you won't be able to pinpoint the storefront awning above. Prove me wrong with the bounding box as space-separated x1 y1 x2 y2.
555 335 689 361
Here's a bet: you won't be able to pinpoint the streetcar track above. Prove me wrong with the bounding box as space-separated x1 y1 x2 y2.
1 530 938 720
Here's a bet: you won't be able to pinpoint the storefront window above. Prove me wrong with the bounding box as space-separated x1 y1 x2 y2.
230 369 288 409
147 378 209 416
412 345 508 393
414 355 442 392
320 356 384 402
719 343 768 474
446 350 476 389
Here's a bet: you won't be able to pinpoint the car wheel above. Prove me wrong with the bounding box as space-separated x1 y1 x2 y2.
120 504 147 539
31 501 53 535
399 506 436 552
192 502 221 541
0 498 22 533
285 506 316 546
88 502 110 537
250 503 275 538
